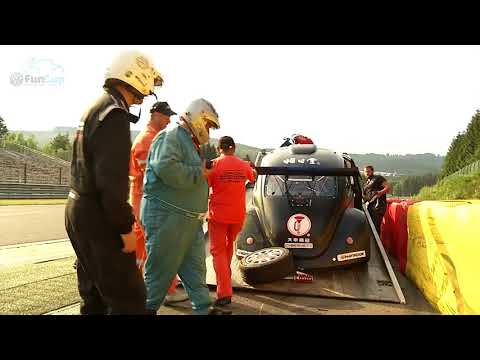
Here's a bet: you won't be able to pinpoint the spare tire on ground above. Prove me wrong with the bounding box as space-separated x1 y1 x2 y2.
239 247 296 285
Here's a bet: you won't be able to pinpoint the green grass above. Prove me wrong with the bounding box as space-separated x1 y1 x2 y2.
0 257 78 315
0 199 67 206
417 172 480 201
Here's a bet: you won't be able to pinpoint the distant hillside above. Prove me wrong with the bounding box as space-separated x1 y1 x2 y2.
204 144 444 176
209 138 262 161
349 153 444 176
12 128 444 176
13 128 142 146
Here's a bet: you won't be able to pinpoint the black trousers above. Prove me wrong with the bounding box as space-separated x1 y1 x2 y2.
368 205 386 238
65 196 146 315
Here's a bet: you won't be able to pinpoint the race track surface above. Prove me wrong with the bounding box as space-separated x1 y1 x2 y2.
0 205 67 246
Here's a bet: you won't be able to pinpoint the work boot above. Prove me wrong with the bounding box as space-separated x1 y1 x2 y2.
214 297 232 307
164 290 189 306
208 306 232 315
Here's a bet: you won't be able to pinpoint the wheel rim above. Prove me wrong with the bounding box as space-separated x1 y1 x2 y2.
244 248 285 265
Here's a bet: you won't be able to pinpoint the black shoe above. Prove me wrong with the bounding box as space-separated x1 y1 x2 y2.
214 297 232 307
207 306 232 315
145 309 157 316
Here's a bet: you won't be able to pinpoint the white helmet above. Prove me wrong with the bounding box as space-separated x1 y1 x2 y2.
183 98 220 145
105 50 163 97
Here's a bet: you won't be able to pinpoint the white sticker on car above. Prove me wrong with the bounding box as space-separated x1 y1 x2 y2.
287 214 312 237
337 250 366 262
284 243 313 249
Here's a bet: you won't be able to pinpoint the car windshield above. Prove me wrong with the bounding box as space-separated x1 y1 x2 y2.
265 175 337 198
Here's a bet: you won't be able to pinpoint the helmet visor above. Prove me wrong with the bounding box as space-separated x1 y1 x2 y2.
154 75 164 87
203 114 220 130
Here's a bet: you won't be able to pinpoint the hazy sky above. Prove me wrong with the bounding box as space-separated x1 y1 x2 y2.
1 45 480 155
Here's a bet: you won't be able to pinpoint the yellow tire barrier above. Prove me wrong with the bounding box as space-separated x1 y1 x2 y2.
406 200 480 314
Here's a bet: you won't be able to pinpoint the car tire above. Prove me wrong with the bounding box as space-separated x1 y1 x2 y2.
239 247 296 285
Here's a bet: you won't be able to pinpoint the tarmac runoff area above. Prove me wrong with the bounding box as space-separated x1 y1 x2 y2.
0 205 437 315
0 205 68 246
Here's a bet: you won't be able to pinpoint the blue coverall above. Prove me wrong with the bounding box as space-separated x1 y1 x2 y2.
140 125 212 314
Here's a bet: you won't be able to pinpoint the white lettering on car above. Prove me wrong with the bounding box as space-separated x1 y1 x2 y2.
282 158 320 165
284 243 313 249
337 250 366 262
283 157 296 164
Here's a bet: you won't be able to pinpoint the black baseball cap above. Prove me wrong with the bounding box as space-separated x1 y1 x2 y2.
150 102 177 116
218 136 236 150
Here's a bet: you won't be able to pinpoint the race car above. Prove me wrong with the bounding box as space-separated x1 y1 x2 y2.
236 137 372 284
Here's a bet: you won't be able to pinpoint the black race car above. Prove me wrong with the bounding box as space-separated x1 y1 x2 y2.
236 139 372 284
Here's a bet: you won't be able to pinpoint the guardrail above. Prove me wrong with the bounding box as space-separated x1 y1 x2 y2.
0 183 69 199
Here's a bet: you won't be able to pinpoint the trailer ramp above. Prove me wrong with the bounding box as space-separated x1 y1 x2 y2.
207 240 398 303
205 207 405 304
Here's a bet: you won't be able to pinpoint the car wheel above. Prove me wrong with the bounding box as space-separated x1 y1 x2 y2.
239 247 296 285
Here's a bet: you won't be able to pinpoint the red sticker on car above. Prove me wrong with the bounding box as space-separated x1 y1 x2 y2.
294 271 314 283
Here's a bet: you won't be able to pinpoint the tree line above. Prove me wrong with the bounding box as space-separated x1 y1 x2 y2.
0 116 73 162
390 173 439 197
393 109 480 197
441 110 480 178
352 153 444 176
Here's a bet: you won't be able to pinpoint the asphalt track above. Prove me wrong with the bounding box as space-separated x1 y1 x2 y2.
0 205 67 246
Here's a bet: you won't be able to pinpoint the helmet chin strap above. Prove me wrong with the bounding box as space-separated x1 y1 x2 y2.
129 91 157 124
127 103 142 124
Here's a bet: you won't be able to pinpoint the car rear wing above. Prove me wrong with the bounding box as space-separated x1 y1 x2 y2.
255 166 360 177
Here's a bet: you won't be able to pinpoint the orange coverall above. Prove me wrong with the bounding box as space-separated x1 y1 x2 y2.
129 124 177 294
207 155 255 299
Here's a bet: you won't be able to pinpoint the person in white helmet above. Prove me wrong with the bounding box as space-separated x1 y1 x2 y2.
65 50 163 315
140 98 231 315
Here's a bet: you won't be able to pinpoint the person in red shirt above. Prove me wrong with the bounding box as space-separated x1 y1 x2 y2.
129 101 187 304
207 136 257 306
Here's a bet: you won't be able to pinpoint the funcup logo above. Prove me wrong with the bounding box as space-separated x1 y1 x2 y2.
10 58 64 87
